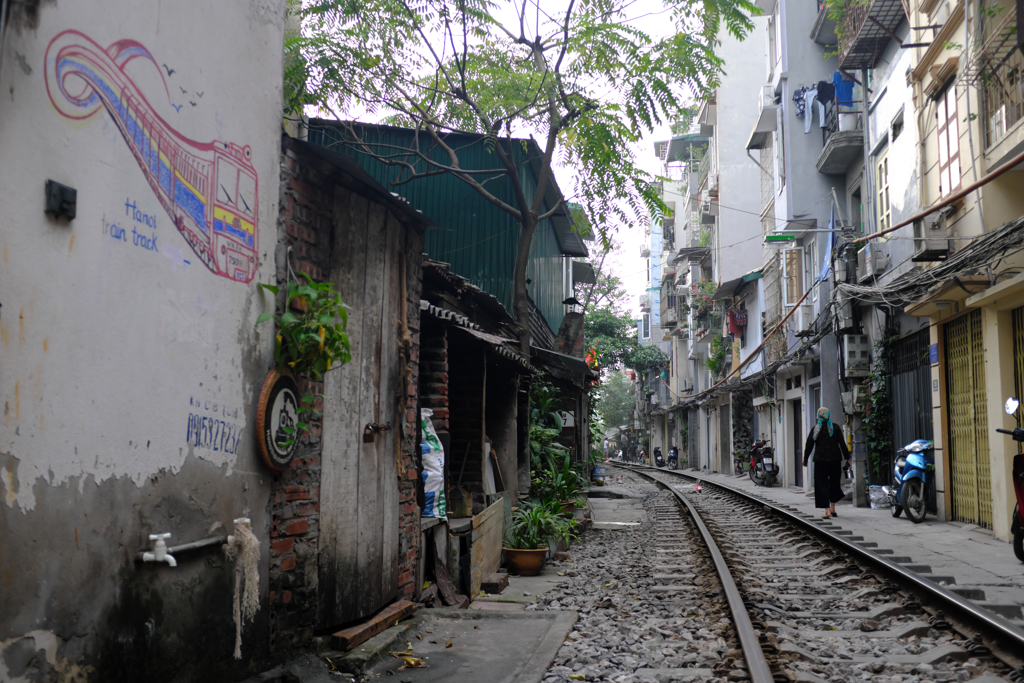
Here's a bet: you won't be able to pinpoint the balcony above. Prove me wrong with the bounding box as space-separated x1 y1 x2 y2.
697 152 712 190
810 0 838 46
815 100 864 175
836 0 907 70
639 294 651 312
745 85 780 150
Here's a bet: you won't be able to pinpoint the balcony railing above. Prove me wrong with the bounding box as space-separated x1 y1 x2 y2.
815 98 864 175
697 152 711 190
837 0 907 70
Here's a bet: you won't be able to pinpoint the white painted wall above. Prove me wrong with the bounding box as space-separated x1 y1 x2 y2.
0 1 284 507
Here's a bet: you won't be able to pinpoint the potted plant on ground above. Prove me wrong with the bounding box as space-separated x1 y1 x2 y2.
503 504 575 576
531 455 587 515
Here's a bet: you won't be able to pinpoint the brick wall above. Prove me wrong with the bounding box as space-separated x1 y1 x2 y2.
419 325 449 433
397 245 424 599
268 137 424 650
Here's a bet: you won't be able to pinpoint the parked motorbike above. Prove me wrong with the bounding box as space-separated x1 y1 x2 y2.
748 439 779 487
885 439 934 523
667 446 679 470
995 397 1024 563
653 447 665 468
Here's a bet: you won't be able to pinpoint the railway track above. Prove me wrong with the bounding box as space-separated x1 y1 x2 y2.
610 463 1024 683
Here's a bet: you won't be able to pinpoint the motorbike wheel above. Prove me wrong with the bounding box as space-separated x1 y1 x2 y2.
749 468 758 484
1014 530 1024 563
668 461 678 470
903 480 927 524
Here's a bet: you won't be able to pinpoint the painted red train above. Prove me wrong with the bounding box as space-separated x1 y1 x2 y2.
45 30 258 283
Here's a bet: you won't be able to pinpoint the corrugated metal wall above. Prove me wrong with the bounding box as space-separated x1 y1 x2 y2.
306 122 565 333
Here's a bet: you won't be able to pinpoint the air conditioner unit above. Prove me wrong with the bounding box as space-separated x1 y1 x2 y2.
856 243 890 283
912 212 950 262
641 245 650 258
675 284 688 295
842 334 871 378
797 300 814 333
708 173 719 197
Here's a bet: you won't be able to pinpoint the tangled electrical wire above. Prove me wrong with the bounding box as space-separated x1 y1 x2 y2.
837 214 1024 307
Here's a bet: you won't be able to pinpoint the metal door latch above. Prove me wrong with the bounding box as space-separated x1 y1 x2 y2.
363 422 391 443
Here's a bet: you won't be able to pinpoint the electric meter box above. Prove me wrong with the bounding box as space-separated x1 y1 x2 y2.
842 334 871 378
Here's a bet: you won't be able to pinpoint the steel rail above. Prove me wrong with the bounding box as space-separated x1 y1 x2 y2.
614 464 776 683
625 463 1024 660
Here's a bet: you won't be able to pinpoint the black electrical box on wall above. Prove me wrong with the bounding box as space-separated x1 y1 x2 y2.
45 179 77 220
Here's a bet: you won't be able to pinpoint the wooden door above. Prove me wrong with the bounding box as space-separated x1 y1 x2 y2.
317 187 402 627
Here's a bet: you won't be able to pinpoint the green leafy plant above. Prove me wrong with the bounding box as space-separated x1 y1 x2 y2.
503 503 576 550
257 272 352 448
529 381 570 473
864 331 897 485
824 0 872 54
257 272 352 381
684 279 718 316
705 336 729 377
532 454 587 505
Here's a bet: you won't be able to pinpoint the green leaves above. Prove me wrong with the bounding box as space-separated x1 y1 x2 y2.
256 272 353 381
288 0 760 246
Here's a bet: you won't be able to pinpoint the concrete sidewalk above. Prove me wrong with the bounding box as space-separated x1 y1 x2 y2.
668 466 1024 622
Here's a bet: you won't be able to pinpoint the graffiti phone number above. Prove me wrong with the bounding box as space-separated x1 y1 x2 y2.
187 413 242 454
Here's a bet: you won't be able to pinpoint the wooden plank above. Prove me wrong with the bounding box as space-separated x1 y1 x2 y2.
318 186 369 628
469 499 504 598
330 600 416 651
378 210 402 604
357 200 388 617
481 573 509 594
434 559 461 606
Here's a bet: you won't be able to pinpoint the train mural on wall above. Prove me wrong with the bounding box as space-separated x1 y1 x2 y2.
45 30 258 283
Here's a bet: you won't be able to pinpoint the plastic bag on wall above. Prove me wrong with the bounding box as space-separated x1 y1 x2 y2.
420 409 447 519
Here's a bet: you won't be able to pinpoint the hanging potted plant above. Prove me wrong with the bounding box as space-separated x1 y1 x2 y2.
254 272 352 472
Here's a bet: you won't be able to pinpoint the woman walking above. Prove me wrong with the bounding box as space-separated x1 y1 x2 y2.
803 407 850 518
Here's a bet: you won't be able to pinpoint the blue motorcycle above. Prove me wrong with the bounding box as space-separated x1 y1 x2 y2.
885 439 934 523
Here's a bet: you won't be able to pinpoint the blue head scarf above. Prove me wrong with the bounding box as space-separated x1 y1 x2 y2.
812 407 833 439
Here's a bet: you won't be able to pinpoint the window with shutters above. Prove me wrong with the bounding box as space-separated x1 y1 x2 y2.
937 86 961 197
783 247 804 306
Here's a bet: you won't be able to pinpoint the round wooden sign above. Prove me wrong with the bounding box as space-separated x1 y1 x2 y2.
256 368 301 472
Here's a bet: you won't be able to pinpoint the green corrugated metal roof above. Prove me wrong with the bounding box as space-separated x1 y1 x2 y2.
306 120 576 334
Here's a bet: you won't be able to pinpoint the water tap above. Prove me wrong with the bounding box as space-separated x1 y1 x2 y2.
142 533 177 567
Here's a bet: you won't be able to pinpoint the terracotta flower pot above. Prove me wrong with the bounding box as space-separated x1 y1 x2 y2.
503 547 547 576
558 500 576 516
